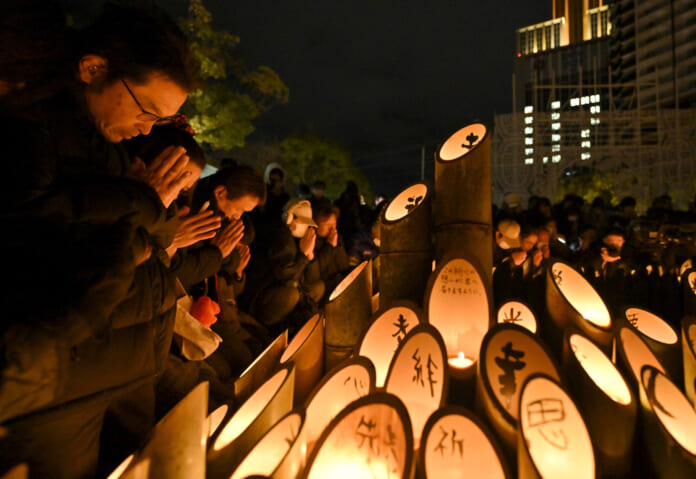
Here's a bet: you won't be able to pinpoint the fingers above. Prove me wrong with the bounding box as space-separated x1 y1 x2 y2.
149 145 186 177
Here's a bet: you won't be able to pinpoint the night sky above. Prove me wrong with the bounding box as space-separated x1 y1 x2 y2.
175 1 552 195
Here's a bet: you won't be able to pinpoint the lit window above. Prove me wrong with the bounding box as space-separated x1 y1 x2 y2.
581 96 590 105
551 101 561 109
525 148 534 155
525 158 534 165
552 122 561 130
581 152 591 160
551 112 560 120
581 141 591 148
552 154 561 163
570 98 580 107
591 94 600 103
552 134 561 142
590 105 601 114
525 116 533 124
524 106 534 114
581 129 590 138
543 156 549 164
552 144 561 152
525 127 534 135
525 137 534 145
590 117 600 125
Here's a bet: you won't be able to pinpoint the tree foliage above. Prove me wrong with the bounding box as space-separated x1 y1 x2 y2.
180 0 288 151
556 165 616 205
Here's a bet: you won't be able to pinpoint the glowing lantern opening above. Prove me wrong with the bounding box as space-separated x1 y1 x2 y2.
550 262 611 328
624 307 678 345
618 327 666 383
384 184 428 222
570 334 632 405
329 261 367 302
207 404 228 439
496 300 537 334
519 375 595 479
280 314 324 404
235 331 288 404
438 123 487 161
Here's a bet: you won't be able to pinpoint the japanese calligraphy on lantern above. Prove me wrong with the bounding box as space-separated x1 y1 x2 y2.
427 257 489 360
384 184 428 221
304 359 374 448
422 411 506 479
481 324 560 421
357 305 421 387
497 300 537 334
520 376 594 479
438 123 487 161
305 396 412 479
385 325 447 443
623 307 678 345
550 262 611 328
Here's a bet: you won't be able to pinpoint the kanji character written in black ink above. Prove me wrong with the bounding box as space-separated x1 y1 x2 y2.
356 415 378 452
392 314 410 343
495 341 526 408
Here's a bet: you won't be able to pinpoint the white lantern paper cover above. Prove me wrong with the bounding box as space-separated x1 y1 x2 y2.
303 356 375 450
425 254 490 361
230 410 306 479
518 374 595 479
207 404 228 439
235 330 288 404
496 300 537 334
616 326 667 390
682 317 696 405
383 184 428 222
384 323 448 444
419 406 510 479
438 123 487 161
300 392 414 479
478 323 561 449
356 301 422 387
138 381 208 479
209 365 295 478
280 313 324 405
639 365 696 477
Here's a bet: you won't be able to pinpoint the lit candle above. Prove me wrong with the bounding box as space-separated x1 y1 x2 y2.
447 351 477 407
449 351 474 369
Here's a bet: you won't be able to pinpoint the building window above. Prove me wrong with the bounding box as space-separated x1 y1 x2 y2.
525 137 534 145
551 112 560 120
552 134 561 142
535 28 543 53
519 31 526 55
581 152 591 160
590 117 600 125
553 23 561 47
527 32 534 54
552 145 561 152
552 154 561 163
525 158 534 165
590 12 598 39
581 141 591 148
570 98 580 107
581 129 590 138
601 10 609 36
552 122 561 130
524 105 534 114
525 127 534 135
525 116 534 124
545 25 552 50
551 100 561 109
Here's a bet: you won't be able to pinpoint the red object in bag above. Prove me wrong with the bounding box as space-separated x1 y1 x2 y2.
190 296 220 327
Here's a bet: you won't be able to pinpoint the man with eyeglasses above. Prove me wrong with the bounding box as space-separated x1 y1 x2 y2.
0 3 202 477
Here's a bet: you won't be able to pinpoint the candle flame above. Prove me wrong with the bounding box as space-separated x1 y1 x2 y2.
458 351 465 361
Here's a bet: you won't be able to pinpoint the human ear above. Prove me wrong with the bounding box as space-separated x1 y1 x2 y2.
78 54 108 84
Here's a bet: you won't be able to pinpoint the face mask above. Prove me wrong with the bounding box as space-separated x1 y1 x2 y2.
291 222 309 238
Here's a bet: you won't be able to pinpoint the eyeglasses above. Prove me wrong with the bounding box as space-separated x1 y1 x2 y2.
121 79 176 124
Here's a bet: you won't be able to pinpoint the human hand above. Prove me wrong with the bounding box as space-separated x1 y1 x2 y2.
170 208 221 250
532 248 543 267
600 247 621 264
131 146 191 208
299 227 316 260
235 243 251 276
511 250 527 266
211 218 245 258
328 227 338 247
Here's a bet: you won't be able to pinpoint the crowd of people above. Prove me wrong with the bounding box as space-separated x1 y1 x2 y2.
2 2 695 478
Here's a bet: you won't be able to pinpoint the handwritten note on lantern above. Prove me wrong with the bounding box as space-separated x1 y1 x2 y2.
423 413 506 479
482 325 560 421
624 307 678 345
520 376 594 479
385 326 447 443
384 184 427 222
438 123 487 161
358 306 420 387
497 300 537 334
428 258 489 360
305 396 412 479
304 360 373 448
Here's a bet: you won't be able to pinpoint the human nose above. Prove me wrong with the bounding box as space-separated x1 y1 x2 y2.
138 121 154 136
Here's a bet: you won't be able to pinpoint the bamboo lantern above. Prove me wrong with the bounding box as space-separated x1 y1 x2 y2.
324 261 372 370
0 464 28 479
135 381 208 479
517 374 595 479
683 268 696 315
384 323 448 445
433 123 493 291
563 331 636 477
379 182 432 307
299 392 414 479
419 406 511 479
425 252 491 369
477 323 561 453
279 313 324 405
546 260 613 356
496 300 538 334
207 404 228 439
229 410 306 479
682 315 696 406
208 365 295 479
620 307 681 381
638 365 696 478
235 331 288 404
355 300 423 387
105 456 149 479
615 326 667 392
303 356 375 451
